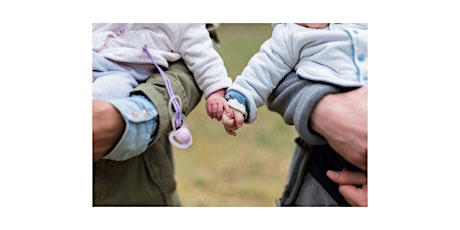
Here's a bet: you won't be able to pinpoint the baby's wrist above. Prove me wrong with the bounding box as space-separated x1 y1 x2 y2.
211 88 226 97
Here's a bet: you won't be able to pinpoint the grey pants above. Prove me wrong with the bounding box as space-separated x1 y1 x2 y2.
277 138 338 206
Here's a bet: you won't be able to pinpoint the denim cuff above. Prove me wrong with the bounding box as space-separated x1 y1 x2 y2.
102 94 159 161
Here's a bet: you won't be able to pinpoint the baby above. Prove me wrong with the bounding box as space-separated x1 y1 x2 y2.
222 23 368 135
93 23 232 121
93 23 232 152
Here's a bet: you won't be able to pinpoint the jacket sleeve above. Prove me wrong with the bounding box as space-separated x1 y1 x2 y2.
178 23 232 98
266 71 342 145
228 25 299 123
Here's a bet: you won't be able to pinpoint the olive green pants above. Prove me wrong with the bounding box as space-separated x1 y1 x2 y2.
93 60 202 206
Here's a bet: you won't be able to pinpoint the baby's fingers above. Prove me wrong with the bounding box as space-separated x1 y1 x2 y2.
223 101 230 114
216 104 225 121
222 112 233 126
234 111 245 128
225 127 237 136
206 102 214 119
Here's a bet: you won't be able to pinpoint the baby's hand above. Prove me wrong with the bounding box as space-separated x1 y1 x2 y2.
206 89 229 121
222 108 244 136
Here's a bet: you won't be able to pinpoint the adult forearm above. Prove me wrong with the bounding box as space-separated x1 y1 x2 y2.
311 86 368 171
92 99 125 162
267 72 368 171
267 72 341 144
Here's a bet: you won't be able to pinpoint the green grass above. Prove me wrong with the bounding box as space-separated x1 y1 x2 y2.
174 24 298 207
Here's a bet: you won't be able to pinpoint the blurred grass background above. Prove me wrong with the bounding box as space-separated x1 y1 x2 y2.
174 24 298 207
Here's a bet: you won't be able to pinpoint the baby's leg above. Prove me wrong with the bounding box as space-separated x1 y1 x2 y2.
93 71 139 100
92 51 139 100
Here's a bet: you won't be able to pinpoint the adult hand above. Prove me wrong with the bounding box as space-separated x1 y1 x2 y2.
326 169 368 207
92 99 125 162
310 86 368 171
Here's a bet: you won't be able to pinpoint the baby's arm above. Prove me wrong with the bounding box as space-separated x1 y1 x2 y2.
206 89 229 121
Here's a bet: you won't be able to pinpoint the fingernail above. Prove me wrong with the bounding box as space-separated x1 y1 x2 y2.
327 170 338 177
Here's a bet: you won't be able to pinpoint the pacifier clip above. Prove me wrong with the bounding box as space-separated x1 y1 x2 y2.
142 45 193 149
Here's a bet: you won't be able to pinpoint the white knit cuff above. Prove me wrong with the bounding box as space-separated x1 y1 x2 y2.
227 98 248 119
